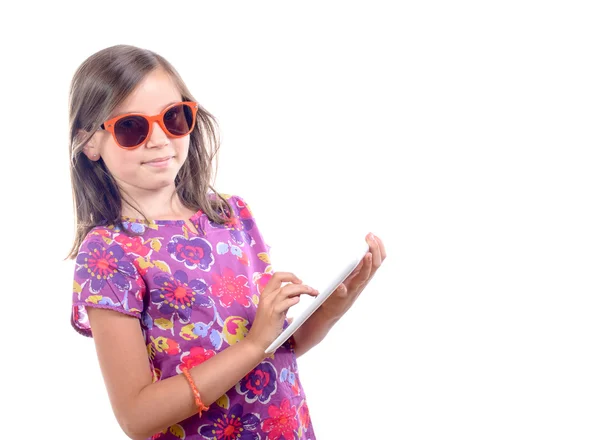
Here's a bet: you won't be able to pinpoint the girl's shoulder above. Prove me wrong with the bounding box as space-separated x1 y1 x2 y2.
75 225 141 266
78 225 121 248
202 193 257 227
76 222 159 267
80 223 144 244
217 193 255 215
210 192 246 204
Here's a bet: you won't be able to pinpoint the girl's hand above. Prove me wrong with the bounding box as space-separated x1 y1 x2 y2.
246 272 318 352
321 233 387 319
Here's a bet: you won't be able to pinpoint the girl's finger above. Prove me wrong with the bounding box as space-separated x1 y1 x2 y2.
355 253 373 281
274 296 303 314
262 272 302 298
279 284 318 299
348 260 365 279
375 235 387 260
368 233 383 268
362 252 374 281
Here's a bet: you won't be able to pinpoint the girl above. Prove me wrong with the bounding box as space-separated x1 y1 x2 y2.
68 44 386 440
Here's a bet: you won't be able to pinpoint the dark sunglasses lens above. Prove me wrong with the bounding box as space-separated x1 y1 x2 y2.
114 116 149 148
163 104 194 136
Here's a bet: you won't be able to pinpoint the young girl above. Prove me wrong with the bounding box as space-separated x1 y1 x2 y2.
68 44 386 440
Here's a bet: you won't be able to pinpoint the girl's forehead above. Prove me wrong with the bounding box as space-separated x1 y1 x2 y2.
111 69 182 117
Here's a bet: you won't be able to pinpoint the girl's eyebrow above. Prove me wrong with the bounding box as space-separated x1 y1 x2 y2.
108 101 181 119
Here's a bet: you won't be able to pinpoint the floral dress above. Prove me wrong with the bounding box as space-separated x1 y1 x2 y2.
71 194 316 440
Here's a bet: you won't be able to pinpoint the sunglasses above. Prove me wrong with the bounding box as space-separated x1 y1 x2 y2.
100 101 199 149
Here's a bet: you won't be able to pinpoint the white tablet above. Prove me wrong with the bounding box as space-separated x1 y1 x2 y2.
265 241 370 354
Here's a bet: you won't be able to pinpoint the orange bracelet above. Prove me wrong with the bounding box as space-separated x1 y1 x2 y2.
181 366 209 416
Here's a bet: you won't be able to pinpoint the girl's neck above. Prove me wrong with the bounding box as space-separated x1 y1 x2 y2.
120 186 195 221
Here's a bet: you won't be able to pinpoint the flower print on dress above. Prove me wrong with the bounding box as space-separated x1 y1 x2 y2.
297 400 311 433
222 316 250 346
178 346 216 371
120 217 163 235
280 367 300 397
208 197 256 247
149 336 180 356
89 228 113 241
167 235 214 270
211 267 251 308
76 240 137 293
216 241 250 266
114 233 151 257
262 398 300 440
151 270 211 321
232 197 256 244
236 361 277 404
199 403 261 440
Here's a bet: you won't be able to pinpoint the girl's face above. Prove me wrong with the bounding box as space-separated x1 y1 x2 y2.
84 68 190 196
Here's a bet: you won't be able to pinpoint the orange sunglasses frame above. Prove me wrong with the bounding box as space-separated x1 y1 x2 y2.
100 101 199 149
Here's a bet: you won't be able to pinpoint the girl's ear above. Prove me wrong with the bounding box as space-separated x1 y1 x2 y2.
83 148 101 161
78 129 101 161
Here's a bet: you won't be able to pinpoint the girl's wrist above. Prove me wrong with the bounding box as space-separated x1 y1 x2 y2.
314 302 344 323
241 336 269 363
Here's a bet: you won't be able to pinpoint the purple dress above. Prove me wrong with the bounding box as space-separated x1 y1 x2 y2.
71 194 316 440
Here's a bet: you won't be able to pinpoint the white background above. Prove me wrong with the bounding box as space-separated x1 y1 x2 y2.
1 1 599 439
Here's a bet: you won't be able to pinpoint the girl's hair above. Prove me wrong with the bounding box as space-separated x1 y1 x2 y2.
67 44 232 259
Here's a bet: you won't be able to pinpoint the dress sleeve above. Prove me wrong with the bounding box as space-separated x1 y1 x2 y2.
228 195 275 292
230 195 272 255
71 228 146 337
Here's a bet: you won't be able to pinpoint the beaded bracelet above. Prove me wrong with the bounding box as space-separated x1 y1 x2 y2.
181 366 209 416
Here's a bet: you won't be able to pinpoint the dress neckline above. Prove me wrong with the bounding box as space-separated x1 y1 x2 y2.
121 208 205 225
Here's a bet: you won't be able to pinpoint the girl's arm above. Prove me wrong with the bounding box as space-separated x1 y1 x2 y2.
88 307 265 440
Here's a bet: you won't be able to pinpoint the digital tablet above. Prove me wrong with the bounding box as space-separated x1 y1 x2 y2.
265 241 370 354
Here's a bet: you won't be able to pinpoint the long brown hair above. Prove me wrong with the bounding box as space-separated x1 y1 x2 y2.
67 44 232 259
